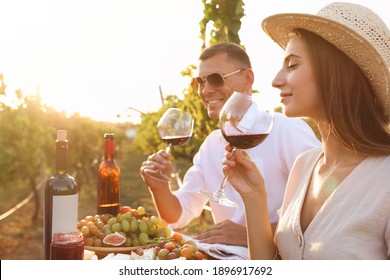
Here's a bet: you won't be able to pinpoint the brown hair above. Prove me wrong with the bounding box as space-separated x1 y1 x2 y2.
293 28 390 156
199 42 252 69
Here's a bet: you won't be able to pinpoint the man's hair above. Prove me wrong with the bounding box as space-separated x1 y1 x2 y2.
199 42 252 69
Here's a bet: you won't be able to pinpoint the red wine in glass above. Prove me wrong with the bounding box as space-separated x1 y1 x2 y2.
221 132 269 149
162 135 191 147
144 108 194 182
199 91 274 207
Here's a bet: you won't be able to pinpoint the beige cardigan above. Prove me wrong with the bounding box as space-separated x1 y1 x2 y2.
276 148 390 259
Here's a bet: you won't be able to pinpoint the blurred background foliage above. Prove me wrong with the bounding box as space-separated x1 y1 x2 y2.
132 0 246 161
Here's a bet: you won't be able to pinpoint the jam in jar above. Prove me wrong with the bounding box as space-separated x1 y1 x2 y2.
50 231 84 260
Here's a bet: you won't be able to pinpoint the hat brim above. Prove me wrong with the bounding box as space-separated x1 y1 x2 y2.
262 13 390 118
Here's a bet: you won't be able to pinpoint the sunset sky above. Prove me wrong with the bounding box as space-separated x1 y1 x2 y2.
0 0 387 123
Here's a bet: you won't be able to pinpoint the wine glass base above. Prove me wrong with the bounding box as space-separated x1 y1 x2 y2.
199 190 238 207
144 169 171 182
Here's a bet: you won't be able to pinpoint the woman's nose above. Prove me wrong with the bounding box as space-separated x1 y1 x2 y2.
272 68 285 89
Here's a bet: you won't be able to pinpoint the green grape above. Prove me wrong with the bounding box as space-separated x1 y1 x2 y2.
132 237 140 246
107 217 117 226
121 220 130 232
125 237 132 247
102 224 111 233
137 206 145 216
144 219 152 231
156 228 166 238
121 212 132 221
164 228 172 237
117 213 124 222
157 218 168 229
148 224 157 236
138 220 148 233
111 222 122 232
150 215 159 225
130 219 138 232
105 229 113 236
138 232 149 245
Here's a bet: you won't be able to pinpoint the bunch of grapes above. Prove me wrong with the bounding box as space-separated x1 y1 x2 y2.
77 206 171 247
134 232 206 260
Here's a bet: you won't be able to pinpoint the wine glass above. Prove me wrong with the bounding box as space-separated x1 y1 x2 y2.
144 108 194 182
199 92 274 207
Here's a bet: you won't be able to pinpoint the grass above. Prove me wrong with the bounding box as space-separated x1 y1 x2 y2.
0 147 213 260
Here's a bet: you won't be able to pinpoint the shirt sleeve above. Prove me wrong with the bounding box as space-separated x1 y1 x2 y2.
275 116 321 175
169 134 214 229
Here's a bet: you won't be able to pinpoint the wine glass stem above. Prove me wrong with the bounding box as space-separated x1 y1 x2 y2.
217 174 229 195
216 147 235 195
165 144 172 153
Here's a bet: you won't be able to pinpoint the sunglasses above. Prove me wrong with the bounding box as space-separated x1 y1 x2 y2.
194 69 245 90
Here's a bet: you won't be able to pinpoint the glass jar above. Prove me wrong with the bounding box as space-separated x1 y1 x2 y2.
50 231 84 260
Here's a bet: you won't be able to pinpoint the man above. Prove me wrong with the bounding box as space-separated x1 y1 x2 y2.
140 42 321 247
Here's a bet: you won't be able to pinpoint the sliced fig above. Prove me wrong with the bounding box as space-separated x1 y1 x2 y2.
102 232 126 246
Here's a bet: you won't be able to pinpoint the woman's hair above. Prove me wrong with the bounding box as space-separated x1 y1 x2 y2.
199 42 252 69
292 28 390 156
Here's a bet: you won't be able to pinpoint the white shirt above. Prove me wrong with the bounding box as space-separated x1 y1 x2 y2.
170 113 321 229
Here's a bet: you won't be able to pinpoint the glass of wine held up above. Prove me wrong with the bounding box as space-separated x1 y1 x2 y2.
144 108 194 182
199 91 274 207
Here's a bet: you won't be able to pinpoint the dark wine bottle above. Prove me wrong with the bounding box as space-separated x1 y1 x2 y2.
44 130 78 260
97 133 120 216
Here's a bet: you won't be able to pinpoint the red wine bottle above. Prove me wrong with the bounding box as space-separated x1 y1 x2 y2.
44 130 78 260
97 133 120 216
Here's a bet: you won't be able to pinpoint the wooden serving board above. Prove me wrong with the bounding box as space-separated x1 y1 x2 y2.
84 245 146 259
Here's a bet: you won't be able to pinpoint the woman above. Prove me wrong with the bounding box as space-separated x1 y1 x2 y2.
223 2 390 259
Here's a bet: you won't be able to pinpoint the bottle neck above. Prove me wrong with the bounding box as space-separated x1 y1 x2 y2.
104 138 115 161
56 140 68 174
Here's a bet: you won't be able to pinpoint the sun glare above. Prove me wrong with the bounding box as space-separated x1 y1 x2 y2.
0 0 387 123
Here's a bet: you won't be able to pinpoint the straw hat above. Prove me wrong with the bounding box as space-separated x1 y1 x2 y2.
262 2 390 119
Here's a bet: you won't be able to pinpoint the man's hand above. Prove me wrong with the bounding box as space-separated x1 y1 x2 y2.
194 220 247 247
140 150 173 188
139 150 182 224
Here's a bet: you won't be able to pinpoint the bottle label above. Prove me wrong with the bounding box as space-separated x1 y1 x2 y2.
52 194 78 234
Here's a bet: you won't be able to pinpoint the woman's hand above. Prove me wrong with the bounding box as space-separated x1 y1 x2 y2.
222 144 266 200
